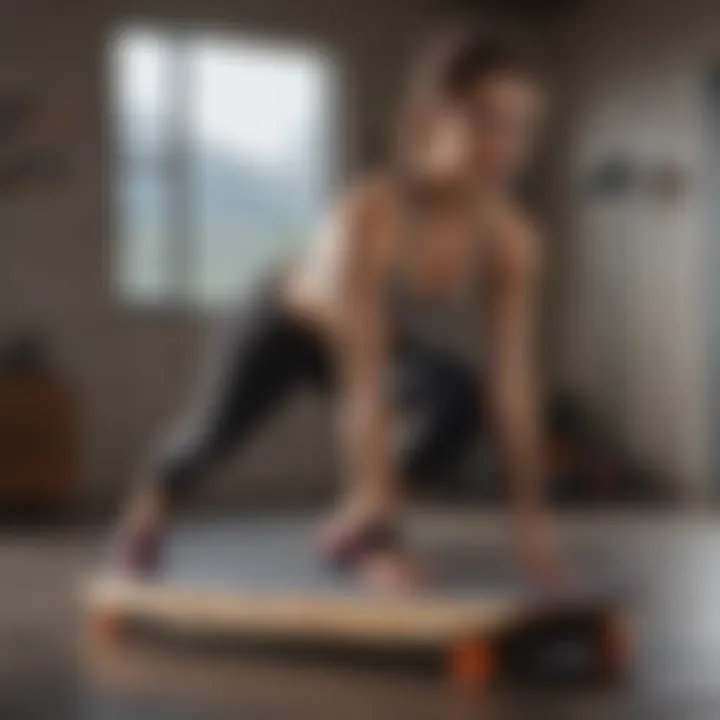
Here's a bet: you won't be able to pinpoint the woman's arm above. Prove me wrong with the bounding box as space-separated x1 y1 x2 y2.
332 182 401 521
484 211 562 582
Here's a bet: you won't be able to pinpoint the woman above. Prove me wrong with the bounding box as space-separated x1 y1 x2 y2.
116 29 562 590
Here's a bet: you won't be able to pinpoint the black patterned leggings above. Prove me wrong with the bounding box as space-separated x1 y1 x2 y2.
152 281 483 499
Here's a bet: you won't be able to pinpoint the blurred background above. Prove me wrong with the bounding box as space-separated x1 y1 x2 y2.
0 0 716 514
0 0 719 717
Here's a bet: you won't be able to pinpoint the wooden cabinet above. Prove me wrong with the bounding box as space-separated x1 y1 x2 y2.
0 377 77 513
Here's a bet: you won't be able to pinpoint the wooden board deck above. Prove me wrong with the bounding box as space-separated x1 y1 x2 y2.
86 576 529 647
83 518 629 686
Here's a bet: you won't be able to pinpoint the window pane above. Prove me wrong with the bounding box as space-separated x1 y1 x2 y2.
115 170 171 303
187 37 333 305
112 28 174 304
111 28 172 162
111 29 335 308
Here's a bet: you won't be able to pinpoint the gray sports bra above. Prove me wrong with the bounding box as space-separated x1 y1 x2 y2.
387 200 486 365
299 183 487 364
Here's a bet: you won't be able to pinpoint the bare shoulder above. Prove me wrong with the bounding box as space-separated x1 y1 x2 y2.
342 172 399 221
338 171 402 271
485 200 542 287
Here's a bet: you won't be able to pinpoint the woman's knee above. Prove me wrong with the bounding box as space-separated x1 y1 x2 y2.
149 421 219 500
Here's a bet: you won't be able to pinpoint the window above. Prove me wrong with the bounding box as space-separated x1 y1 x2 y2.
110 27 336 307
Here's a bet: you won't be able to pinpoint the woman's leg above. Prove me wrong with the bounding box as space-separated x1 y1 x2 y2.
154 299 322 500
117 283 328 573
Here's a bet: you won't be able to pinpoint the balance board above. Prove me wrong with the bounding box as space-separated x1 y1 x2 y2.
84 517 629 689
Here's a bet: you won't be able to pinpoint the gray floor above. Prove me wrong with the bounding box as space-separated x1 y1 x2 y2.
3 511 720 719
163 516 555 599
161 513 630 602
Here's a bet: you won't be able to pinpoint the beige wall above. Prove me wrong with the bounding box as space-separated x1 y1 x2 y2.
0 0 452 510
546 0 720 499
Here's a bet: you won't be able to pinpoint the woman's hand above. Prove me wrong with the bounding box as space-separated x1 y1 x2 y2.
512 509 567 588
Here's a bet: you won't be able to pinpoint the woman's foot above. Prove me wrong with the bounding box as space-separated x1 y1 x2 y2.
512 510 567 590
318 510 425 594
357 550 426 594
113 489 168 577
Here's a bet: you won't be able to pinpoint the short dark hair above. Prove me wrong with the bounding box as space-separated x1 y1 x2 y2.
416 29 537 103
394 29 539 166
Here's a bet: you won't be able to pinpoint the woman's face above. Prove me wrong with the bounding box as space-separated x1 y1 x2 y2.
411 73 542 190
